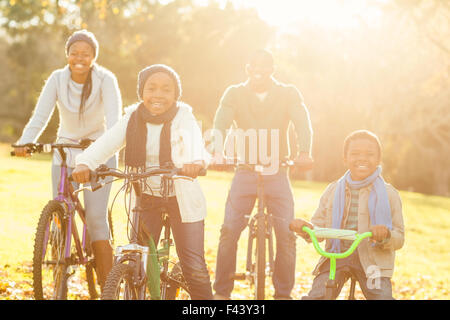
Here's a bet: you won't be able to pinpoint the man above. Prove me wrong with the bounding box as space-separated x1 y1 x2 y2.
211 49 313 299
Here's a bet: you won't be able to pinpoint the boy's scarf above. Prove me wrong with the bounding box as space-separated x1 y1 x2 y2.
125 102 179 169
330 166 392 253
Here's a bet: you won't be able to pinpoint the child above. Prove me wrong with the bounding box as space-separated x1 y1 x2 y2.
290 130 404 300
72 64 213 299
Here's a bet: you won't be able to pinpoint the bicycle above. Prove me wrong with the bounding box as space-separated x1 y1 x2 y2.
87 165 205 300
11 141 113 300
213 159 313 300
301 226 373 300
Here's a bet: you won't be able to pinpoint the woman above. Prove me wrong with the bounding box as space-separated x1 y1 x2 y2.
14 30 122 291
72 64 213 299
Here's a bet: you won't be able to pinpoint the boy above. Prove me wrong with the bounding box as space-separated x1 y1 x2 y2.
290 130 404 300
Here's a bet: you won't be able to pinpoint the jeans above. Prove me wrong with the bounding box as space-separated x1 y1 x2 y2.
213 169 296 298
139 195 213 300
51 155 117 242
302 251 394 300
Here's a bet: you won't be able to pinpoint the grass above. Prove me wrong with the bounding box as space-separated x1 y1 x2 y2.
0 143 448 299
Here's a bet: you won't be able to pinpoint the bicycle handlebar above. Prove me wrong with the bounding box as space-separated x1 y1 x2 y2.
72 165 207 193
11 140 94 156
210 158 313 172
302 226 372 281
302 226 372 259
94 165 206 180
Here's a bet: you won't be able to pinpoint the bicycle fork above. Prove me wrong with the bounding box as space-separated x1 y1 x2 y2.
234 184 275 287
114 244 149 299
111 200 150 299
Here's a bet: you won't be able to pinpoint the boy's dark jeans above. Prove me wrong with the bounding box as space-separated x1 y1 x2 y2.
302 251 394 300
139 194 213 300
213 169 297 299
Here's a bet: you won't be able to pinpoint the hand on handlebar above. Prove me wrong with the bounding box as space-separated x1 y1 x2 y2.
369 225 390 243
71 164 91 184
181 163 204 179
13 146 31 157
289 219 314 242
291 152 314 172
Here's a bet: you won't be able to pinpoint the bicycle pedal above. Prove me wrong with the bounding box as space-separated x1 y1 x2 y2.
232 273 246 280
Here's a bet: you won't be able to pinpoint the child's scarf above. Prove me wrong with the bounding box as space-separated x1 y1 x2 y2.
124 102 179 170
331 166 392 253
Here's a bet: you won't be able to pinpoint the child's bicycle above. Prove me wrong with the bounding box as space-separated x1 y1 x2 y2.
301 226 373 300
86 164 205 300
11 141 113 300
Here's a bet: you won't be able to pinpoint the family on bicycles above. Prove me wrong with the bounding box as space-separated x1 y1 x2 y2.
13 29 405 300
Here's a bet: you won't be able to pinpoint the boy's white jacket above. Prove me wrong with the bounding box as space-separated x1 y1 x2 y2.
76 102 212 223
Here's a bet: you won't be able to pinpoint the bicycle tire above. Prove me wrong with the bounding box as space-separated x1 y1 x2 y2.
108 208 114 243
85 262 98 299
101 263 139 300
32 200 68 300
255 214 266 300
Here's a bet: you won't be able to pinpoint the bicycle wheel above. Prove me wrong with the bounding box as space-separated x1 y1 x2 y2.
33 200 68 300
162 262 190 300
254 214 266 300
101 263 139 300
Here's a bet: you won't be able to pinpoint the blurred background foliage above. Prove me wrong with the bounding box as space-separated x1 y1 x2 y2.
0 0 448 196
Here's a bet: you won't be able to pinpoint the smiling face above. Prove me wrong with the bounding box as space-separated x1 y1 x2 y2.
67 41 95 82
343 138 381 181
142 72 176 115
246 51 274 92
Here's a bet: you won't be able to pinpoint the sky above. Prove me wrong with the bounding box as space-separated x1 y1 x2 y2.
195 0 388 32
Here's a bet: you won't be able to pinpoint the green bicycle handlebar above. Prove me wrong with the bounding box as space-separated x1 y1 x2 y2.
302 226 373 281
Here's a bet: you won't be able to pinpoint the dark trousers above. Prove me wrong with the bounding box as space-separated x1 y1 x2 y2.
213 169 296 298
139 195 213 300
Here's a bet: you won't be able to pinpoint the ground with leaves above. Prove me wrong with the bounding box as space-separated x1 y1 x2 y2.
0 144 449 300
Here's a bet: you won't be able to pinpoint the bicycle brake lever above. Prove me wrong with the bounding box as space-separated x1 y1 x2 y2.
73 182 105 195
73 186 91 195
89 171 103 192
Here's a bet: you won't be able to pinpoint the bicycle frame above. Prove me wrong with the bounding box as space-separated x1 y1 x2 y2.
54 147 91 266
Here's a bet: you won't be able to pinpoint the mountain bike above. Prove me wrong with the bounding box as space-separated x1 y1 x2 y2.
11 141 113 300
87 165 205 300
214 159 313 300
301 226 373 300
